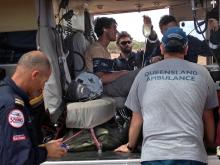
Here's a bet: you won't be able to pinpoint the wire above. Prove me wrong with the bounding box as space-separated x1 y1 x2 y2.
193 12 208 34
63 129 84 143
190 0 219 66
58 0 69 12
192 0 208 34
36 0 41 50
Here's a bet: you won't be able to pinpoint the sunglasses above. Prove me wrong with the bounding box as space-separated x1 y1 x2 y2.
119 41 132 45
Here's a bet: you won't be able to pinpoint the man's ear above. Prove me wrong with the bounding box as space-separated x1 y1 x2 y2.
160 44 165 55
31 70 39 80
184 46 188 56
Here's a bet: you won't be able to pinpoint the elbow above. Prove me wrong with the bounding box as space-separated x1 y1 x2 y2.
205 135 215 148
203 110 215 147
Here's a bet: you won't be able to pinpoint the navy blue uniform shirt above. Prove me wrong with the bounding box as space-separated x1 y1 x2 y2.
114 52 143 71
149 35 212 64
0 77 47 165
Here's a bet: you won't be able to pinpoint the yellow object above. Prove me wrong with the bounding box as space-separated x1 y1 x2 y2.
15 98 24 107
30 94 43 106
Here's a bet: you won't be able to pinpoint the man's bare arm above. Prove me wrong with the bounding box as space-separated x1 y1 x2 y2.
203 109 215 147
96 70 129 84
128 112 143 150
114 111 143 152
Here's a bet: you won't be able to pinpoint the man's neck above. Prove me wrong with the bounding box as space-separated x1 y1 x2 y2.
164 53 184 59
97 37 110 48
120 52 130 59
11 72 28 95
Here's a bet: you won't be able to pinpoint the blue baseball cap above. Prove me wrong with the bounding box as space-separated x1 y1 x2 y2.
162 27 188 51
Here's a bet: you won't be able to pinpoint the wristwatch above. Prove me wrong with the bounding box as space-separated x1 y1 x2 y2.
127 143 134 152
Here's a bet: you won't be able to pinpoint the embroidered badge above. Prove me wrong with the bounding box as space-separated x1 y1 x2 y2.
8 109 25 128
12 134 26 141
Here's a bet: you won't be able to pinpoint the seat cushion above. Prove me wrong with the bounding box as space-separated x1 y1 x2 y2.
66 97 116 128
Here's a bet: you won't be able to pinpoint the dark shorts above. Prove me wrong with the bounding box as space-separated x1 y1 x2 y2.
141 160 207 165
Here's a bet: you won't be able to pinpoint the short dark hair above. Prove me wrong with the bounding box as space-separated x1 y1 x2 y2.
116 31 133 44
94 17 117 38
159 15 177 27
164 40 186 53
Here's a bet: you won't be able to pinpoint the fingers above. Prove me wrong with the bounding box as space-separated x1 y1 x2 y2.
150 56 162 64
56 148 67 158
48 138 64 146
45 139 68 159
56 138 64 146
114 144 130 153
48 147 67 159
114 147 123 152
56 138 64 142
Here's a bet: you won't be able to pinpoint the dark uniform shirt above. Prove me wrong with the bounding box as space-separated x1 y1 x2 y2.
93 51 143 73
0 77 47 165
149 35 212 64
186 35 212 63
114 52 143 71
209 29 220 64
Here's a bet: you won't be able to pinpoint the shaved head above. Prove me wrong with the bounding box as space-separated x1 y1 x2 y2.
12 51 51 98
17 51 51 72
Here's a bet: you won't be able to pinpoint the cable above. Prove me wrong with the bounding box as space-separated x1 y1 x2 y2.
58 0 69 12
190 0 219 66
36 0 41 50
84 9 97 43
191 0 208 34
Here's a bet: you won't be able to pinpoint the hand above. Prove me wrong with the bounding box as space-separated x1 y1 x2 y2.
150 56 162 64
143 15 152 25
208 19 219 31
114 144 131 153
137 49 144 54
143 15 153 38
45 138 67 159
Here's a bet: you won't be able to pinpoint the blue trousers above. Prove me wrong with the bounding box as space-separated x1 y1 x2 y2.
141 160 207 165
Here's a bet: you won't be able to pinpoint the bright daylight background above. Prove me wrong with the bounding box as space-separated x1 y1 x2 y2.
95 8 204 42
94 8 206 64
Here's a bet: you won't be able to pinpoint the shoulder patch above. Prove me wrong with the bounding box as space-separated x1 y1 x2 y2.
15 98 24 107
8 109 25 128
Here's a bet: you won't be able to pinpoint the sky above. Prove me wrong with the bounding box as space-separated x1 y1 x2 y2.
95 8 204 42
95 8 169 42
